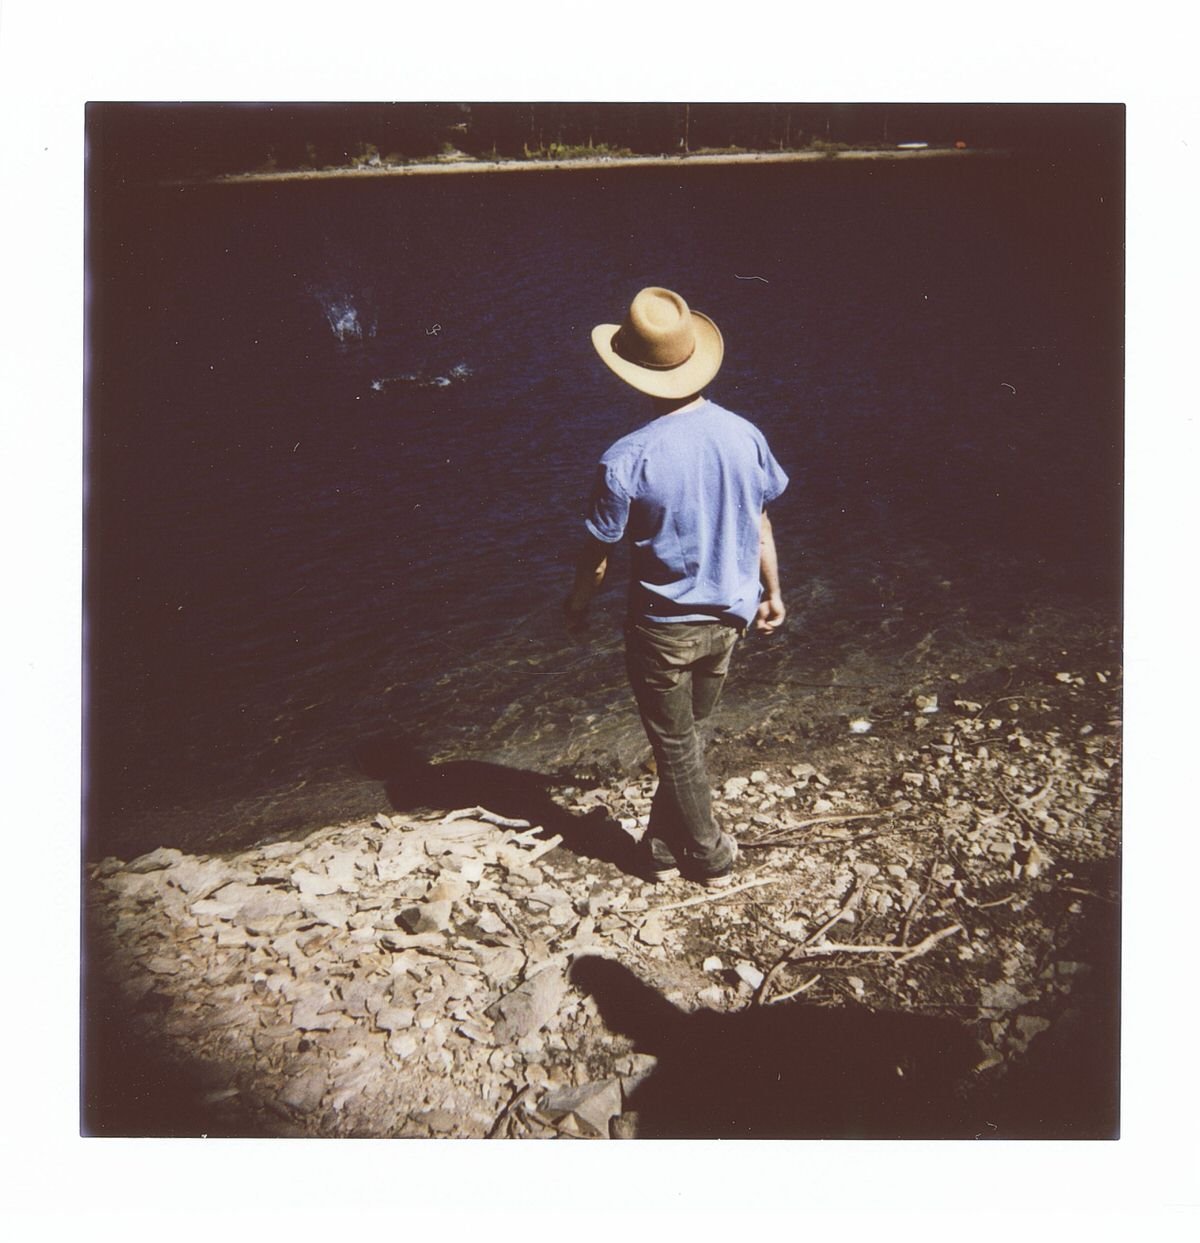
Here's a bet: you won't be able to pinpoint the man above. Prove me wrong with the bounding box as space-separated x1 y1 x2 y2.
565 287 788 887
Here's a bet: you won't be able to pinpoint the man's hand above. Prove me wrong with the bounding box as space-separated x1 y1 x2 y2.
755 511 785 634
754 592 786 634
564 536 610 635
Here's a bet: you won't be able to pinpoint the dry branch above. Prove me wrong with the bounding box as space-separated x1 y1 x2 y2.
786 923 964 965
649 875 777 914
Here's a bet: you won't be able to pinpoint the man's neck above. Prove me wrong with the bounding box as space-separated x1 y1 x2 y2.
651 394 706 417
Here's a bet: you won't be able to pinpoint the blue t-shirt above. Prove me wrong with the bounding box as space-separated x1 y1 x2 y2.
585 400 788 626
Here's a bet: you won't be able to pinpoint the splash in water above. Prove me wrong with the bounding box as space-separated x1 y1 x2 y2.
311 286 378 343
370 362 472 392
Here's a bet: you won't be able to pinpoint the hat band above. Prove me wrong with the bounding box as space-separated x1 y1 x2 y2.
612 328 697 371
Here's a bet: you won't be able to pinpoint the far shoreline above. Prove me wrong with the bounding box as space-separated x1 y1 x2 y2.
182 145 1010 188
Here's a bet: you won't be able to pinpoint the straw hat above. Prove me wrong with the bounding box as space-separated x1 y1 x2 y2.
591 287 724 399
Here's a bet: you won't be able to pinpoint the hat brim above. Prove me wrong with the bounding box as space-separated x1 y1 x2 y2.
591 310 724 399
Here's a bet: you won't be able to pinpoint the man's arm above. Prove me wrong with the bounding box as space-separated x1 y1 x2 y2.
563 534 610 632
754 509 785 634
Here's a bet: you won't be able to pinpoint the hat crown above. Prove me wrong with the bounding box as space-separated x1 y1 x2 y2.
616 287 696 370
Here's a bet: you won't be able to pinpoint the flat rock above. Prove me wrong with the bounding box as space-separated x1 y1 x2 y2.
475 910 507 935
637 914 667 946
477 946 525 985
195 882 303 925
169 857 246 899
291 868 342 897
279 1067 328 1114
487 966 568 1042
300 894 355 929
542 1079 623 1137
376 1006 416 1032
375 852 424 883
126 847 185 874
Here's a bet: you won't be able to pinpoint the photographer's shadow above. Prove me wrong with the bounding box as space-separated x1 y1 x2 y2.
354 735 640 874
570 955 984 1139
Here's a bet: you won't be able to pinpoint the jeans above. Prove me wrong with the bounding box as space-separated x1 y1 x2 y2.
625 619 741 875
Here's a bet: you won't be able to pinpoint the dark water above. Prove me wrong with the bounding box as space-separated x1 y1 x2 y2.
85 155 1123 858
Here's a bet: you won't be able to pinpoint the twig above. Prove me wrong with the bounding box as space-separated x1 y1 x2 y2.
972 894 1020 910
648 875 777 914
801 875 870 946
486 1083 535 1139
743 826 904 851
898 846 942 948
769 974 822 1004
972 693 1033 720
754 809 891 840
895 923 964 964
755 958 790 1006
992 783 1055 842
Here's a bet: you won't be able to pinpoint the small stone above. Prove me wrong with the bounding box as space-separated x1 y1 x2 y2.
734 962 764 990
400 900 454 934
387 1032 419 1058
697 985 725 1008
474 910 507 936
373 813 394 830
427 878 469 904
702 956 724 973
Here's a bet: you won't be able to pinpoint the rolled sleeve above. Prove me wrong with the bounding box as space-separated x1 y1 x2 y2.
584 462 630 544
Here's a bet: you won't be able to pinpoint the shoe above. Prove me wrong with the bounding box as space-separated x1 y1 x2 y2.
700 868 734 889
699 836 739 888
650 865 681 883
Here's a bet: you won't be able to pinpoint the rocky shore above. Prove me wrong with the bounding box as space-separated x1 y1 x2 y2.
84 646 1120 1139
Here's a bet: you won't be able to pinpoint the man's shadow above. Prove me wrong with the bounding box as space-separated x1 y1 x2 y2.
570 954 1119 1139
354 735 640 874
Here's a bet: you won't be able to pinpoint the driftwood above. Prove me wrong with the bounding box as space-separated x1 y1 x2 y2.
443 806 533 829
